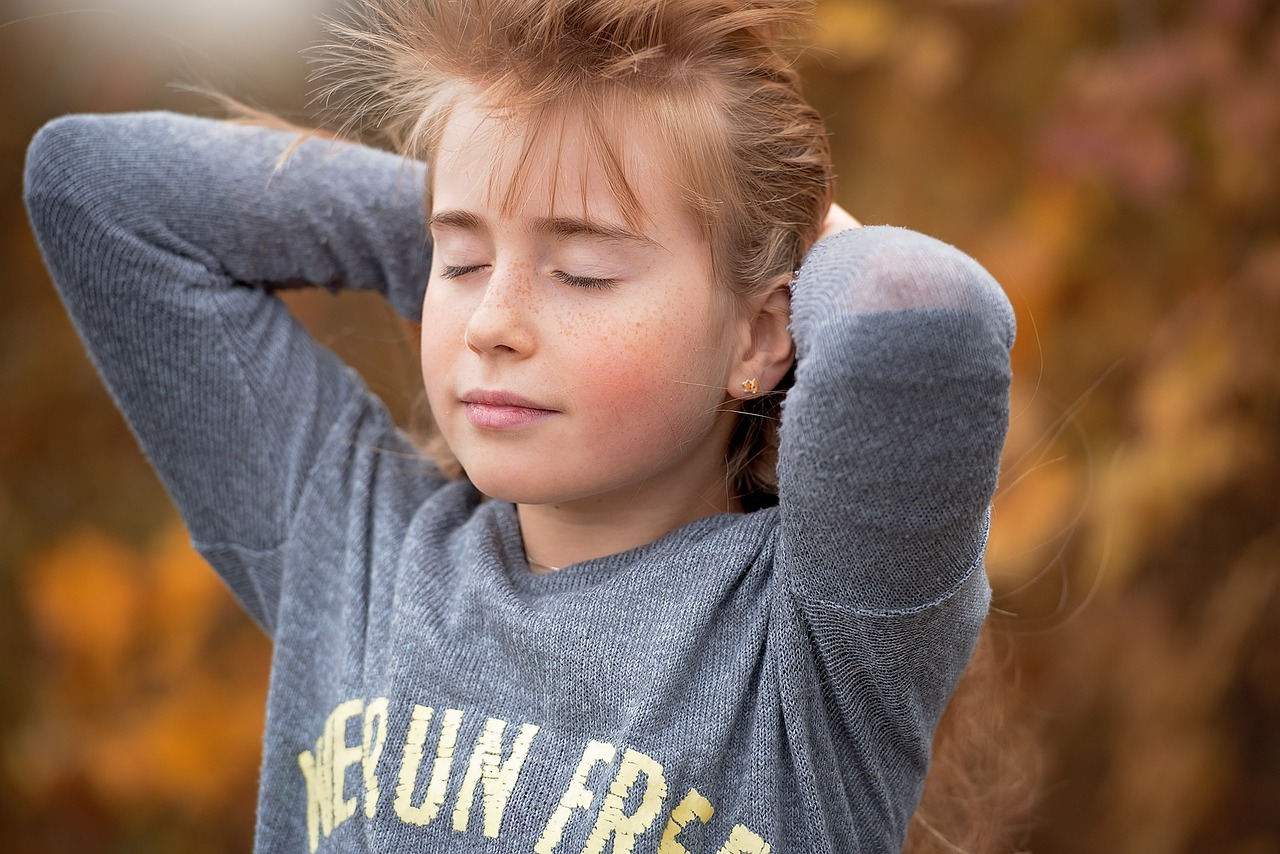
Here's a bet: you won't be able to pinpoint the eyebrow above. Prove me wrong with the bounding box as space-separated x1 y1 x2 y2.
428 209 485 232
533 216 656 247
428 209 655 248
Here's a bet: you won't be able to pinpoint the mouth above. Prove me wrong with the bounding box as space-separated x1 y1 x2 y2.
461 389 559 430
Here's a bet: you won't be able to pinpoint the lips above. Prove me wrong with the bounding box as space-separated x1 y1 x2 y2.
461 389 559 430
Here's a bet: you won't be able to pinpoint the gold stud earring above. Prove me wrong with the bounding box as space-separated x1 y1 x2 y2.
741 377 760 396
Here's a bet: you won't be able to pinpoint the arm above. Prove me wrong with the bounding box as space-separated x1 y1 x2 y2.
23 112 438 629
777 224 1014 815
781 225 1013 608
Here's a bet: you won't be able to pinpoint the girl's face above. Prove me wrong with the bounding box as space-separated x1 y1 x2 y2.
422 100 746 515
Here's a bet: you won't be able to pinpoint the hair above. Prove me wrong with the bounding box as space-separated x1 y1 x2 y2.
316 0 833 506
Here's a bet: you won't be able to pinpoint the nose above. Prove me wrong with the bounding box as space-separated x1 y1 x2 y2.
462 262 537 356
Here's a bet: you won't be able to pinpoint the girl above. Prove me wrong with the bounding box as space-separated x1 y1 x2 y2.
23 0 1015 851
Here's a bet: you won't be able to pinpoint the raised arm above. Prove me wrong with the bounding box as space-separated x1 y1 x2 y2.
781 225 1013 608
23 112 438 629
777 224 1015 819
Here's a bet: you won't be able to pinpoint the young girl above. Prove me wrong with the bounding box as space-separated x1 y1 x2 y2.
24 0 1014 851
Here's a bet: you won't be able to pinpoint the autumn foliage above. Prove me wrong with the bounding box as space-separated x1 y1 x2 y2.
1 1 1278 851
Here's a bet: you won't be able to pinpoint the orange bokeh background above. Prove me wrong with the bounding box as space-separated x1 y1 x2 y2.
2 1 1278 851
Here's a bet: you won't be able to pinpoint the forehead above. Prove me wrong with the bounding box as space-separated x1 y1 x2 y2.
430 97 679 231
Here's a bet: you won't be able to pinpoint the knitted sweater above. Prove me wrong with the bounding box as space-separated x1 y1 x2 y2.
24 112 1014 854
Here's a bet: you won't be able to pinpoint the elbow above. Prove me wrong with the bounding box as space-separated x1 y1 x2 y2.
795 225 1017 356
25 115 95 208
25 113 155 223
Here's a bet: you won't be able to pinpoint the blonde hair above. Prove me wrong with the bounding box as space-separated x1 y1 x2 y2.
319 0 833 504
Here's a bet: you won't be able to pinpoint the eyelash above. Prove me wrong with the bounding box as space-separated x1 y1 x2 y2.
553 271 617 291
440 265 616 291
441 264 484 279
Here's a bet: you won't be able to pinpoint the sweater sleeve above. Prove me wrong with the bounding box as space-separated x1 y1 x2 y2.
777 225 1014 789
23 111 439 628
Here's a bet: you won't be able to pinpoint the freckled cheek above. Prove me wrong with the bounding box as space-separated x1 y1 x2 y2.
565 320 719 433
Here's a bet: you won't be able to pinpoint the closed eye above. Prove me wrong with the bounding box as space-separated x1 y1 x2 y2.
553 271 618 290
440 264 487 279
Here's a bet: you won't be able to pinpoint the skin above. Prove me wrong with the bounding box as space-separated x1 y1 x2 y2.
422 98 849 572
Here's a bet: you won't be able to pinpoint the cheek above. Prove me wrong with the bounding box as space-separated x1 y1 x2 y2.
419 293 461 402
564 308 728 437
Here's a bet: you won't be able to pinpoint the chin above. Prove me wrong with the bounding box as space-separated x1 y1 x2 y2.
463 468 555 505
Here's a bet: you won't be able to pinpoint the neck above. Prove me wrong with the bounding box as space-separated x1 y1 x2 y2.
517 476 742 574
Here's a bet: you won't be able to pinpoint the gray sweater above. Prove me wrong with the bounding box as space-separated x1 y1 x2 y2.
24 112 1014 854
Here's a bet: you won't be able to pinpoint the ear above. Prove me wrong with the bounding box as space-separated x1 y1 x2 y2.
728 274 794 400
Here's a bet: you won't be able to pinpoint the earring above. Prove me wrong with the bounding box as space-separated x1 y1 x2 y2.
741 377 760 396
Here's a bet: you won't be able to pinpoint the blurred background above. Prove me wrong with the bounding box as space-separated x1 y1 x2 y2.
1 0 1277 851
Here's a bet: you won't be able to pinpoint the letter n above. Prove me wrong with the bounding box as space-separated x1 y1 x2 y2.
451 717 540 837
